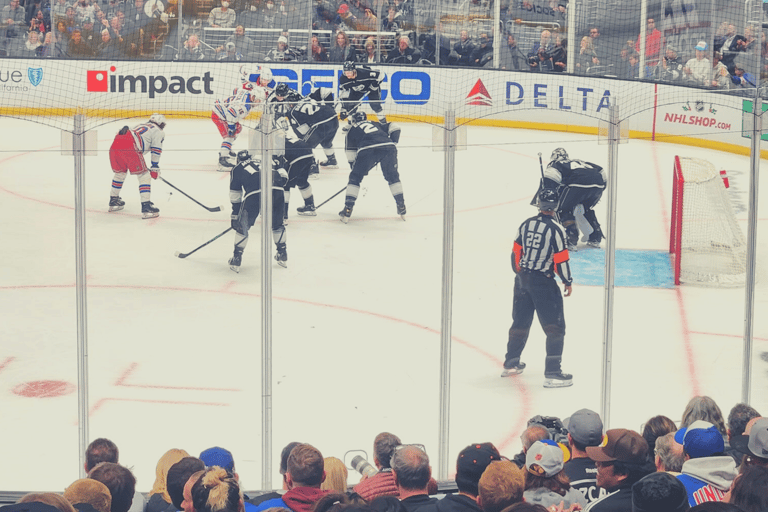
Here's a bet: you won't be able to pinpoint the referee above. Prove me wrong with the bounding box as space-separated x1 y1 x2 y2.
502 188 574 388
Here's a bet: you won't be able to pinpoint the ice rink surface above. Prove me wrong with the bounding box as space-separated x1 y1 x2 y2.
1 117 768 492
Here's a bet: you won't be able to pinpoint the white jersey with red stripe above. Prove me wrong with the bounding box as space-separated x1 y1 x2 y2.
130 122 165 166
213 86 264 125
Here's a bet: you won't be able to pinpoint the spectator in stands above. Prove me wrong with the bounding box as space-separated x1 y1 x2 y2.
453 30 474 66
18 494 76 512
147 449 191 512
682 397 728 443
208 0 236 28
627 51 640 79
265 34 297 61
330 30 356 62
587 26 604 67
655 45 683 82
551 34 566 72
357 7 376 31
216 24 255 58
436 442 502 512
714 23 746 74
710 51 730 89
38 30 64 56
190 467 242 512
730 417 768 469
523 440 587 510
630 472 689 512
67 27 92 56
63 6 77 32
167 458 207 511
84 439 144 512
252 443 330 512
381 6 401 32
731 61 757 89
321 457 348 494
511 425 550 468
469 31 492 67
181 471 205 512
64 479 112 512
357 36 380 63
500 33 521 70
258 0 277 28
727 464 768 512
179 34 205 59
309 34 329 61
675 420 737 506
635 17 662 67
25 0 49 28
54 18 69 42
527 29 553 72
89 463 137 512
683 41 711 86
391 445 437 512
420 22 450 65
477 460 525 512
655 433 685 473
28 10 47 36
585 429 651 512
726 403 761 464
336 3 358 31
80 17 96 48
248 441 303 507
96 28 121 58
4 0 26 40
51 0 68 26
21 29 42 55
353 432 402 501
387 34 420 64
563 409 604 505
575 36 596 74
73 0 94 26
641 415 678 465
237 0 260 28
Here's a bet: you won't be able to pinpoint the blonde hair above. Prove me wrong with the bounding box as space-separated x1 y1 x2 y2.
64 479 112 512
150 448 191 502
192 466 243 512
477 461 525 512
20 493 77 512
320 457 348 493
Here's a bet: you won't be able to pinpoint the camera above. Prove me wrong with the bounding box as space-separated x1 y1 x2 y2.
527 415 569 445
350 455 378 478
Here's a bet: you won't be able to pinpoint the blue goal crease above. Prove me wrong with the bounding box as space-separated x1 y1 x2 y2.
568 249 675 288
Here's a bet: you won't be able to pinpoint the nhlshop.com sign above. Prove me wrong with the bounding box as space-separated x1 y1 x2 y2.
663 113 731 130
86 66 215 98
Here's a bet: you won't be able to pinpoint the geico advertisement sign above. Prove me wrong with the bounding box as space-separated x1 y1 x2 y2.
86 65 215 98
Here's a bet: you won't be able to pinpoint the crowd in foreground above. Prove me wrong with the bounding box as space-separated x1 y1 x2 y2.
2 396 767 512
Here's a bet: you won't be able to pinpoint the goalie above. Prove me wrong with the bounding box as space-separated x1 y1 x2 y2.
540 148 607 251
228 150 289 272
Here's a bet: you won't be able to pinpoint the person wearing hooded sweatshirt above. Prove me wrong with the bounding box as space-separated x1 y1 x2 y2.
674 420 738 506
251 444 330 512
523 440 588 510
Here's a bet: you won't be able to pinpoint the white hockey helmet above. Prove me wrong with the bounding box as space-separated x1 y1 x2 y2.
550 147 568 162
239 64 256 85
258 66 273 86
149 113 166 129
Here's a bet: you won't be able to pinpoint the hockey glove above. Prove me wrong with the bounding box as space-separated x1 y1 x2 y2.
150 163 160 180
339 109 348 121
231 214 244 235
227 123 238 137
275 168 289 187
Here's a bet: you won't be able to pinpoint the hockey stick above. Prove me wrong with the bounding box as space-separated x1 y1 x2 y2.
175 227 233 259
315 186 346 209
161 177 222 212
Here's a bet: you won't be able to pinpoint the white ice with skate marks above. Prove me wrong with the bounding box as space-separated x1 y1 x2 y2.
1 118 768 493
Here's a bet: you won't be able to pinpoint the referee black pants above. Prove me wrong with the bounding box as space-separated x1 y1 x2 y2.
505 271 566 374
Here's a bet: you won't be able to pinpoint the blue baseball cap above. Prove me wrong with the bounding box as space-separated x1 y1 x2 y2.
200 446 235 472
674 420 724 458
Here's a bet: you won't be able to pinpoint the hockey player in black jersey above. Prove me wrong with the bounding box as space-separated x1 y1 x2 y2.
273 83 340 172
228 150 289 272
541 147 606 251
339 61 387 125
339 111 405 223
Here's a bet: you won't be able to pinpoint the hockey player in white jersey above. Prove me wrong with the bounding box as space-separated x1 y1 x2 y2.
211 67 265 172
108 113 166 219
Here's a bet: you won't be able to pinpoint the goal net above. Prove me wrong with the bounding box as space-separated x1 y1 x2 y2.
670 156 747 286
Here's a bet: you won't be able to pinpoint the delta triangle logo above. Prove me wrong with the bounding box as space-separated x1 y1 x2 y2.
466 79 491 106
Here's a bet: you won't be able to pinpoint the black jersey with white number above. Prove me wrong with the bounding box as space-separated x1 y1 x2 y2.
544 159 606 190
287 97 338 138
345 120 395 156
513 213 572 285
229 156 288 207
339 66 382 105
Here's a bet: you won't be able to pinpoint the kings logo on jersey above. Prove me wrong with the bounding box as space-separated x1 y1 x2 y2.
28 67 43 87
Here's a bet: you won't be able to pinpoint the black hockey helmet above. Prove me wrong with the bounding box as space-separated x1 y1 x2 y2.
274 82 292 98
350 111 368 125
237 149 251 163
537 188 559 211
343 60 356 72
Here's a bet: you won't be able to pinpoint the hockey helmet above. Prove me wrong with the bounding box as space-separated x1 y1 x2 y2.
239 64 257 85
550 147 568 162
350 111 368 125
343 60 357 78
237 149 251 164
149 113 166 129
536 188 559 211
258 66 273 85
274 82 297 100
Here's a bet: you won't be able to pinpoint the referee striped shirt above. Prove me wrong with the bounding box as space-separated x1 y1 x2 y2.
513 213 573 285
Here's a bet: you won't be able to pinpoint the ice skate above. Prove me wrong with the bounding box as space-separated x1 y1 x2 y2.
274 243 287 268
108 196 125 212
586 229 604 249
543 371 573 388
141 201 159 219
318 154 338 169
586 240 601 249
229 151 237 158
396 199 406 220
339 205 353 224
229 248 243 273
297 201 317 216
218 156 234 172
500 360 526 377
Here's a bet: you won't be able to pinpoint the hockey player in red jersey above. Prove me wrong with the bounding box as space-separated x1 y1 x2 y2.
108 113 166 219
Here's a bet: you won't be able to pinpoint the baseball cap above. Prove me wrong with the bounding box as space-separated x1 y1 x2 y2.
455 442 502 495
337 3 349 14
586 429 648 464
199 447 235 472
730 417 768 459
526 439 570 478
674 420 724 459
695 40 708 51
565 409 604 446
277 35 287 44
631 472 690 512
